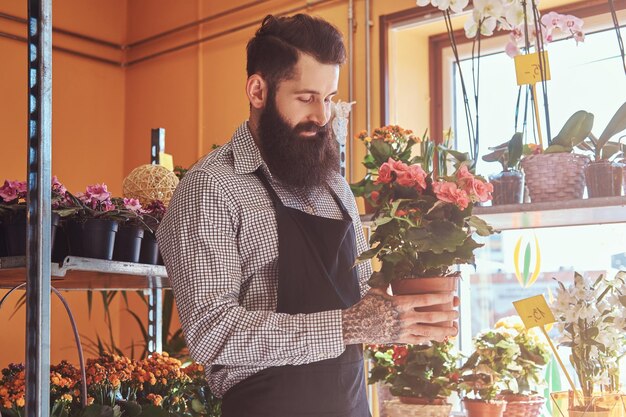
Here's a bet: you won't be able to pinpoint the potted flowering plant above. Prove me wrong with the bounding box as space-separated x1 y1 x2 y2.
111 197 146 263
492 316 551 417
482 133 525 205
366 340 460 416
66 183 145 261
353 125 495 313
458 326 523 417
0 177 73 258
139 199 167 265
550 271 626 417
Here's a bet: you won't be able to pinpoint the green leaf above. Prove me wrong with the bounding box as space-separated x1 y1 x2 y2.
367 271 390 289
418 220 467 254
467 215 496 237
507 132 524 169
369 140 394 164
544 144 572 153
551 110 594 149
79 405 116 417
597 101 626 150
137 405 169 417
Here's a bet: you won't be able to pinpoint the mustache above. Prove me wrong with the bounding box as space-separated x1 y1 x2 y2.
293 121 330 136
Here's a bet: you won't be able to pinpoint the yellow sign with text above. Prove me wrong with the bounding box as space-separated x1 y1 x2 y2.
159 152 174 171
513 295 556 329
514 51 551 85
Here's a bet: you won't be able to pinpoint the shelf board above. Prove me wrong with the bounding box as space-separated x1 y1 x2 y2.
361 196 626 231
0 256 169 290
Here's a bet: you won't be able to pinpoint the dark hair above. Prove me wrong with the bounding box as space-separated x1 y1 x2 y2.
246 14 346 88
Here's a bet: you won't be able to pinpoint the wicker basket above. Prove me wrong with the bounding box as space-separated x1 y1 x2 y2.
384 399 452 417
521 153 590 203
501 395 545 417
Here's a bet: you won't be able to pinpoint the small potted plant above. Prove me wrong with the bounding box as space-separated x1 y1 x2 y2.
66 183 134 260
111 197 146 263
354 126 495 316
576 101 626 197
482 133 525 205
458 327 527 417
366 340 460 417
550 271 626 417
521 111 593 203
492 316 550 417
139 199 167 265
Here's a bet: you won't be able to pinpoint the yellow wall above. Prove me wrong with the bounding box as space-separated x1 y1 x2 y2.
0 0 590 369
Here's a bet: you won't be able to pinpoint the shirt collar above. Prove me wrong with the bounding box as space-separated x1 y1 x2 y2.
231 122 268 176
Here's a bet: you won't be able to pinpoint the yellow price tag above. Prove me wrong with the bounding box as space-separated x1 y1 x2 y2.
514 51 551 85
159 152 174 171
513 294 556 329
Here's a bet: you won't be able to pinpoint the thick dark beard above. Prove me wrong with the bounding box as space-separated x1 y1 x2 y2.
257 93 339 188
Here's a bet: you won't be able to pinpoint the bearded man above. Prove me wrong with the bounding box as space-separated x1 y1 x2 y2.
157 14 458 417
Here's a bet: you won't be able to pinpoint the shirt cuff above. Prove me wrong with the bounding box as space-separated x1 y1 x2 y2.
304 309 346 360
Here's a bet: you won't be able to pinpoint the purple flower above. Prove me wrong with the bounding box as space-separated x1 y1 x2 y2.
0 180 27 203
123 198 143 213
85 183 111 202
51 176 67 196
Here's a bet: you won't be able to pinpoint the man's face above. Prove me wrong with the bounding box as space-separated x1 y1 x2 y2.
257 54 340 188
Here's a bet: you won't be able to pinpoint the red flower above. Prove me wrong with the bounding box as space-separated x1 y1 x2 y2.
392 345 409 366
370 191 380 203
376 162 394 184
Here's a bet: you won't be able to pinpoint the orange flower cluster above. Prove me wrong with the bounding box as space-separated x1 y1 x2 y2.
358 125 420 144
132 352 190 390
0 363 26 410
85 353 134 389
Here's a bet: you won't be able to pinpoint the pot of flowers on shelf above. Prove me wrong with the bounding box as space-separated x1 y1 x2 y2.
65 183 139 261
576 102 626 198
0 177 71 258
482 133 525 205
111 197 147 263
492 316 551 417
353 126 496 320
139 199 167 265
521 111 593 203
550 271 626 417
366 340 460 417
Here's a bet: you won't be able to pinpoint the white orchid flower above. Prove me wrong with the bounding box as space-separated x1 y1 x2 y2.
474 0 504 19
449 0 469 13
416 0 436 7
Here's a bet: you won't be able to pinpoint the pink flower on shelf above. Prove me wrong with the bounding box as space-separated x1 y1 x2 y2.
51 176 67 196
102 200 116 212
0 180 27 202
85 183 111 202
433 181 470 210
376 161 394 184
467 178 494 203
123 198 143 213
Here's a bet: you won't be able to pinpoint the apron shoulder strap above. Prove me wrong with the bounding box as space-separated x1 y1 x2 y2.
255 168 283 208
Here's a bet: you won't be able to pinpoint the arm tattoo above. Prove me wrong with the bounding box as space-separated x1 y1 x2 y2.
341 292 401 345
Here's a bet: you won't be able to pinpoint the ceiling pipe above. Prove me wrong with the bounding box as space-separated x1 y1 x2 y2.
347 0 355 183
365 0 371 134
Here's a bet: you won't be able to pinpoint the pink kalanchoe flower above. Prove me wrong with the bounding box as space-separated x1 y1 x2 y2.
466 178 494 202
433 181 471 210
123 198 143 213
396 164 428 190
85 184 111 202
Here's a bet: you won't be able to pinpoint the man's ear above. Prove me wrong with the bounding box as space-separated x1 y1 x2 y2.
246 74 267 109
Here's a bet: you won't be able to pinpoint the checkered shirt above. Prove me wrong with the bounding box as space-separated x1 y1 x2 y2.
156 122 372 397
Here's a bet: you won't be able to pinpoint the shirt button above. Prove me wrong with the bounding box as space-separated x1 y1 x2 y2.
305 206 314 214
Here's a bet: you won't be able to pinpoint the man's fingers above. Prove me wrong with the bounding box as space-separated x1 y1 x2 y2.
406 310 459 324
394 292 455 310
407 323 458 340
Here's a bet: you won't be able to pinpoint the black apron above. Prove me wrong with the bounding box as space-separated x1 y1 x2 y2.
221 170 370 417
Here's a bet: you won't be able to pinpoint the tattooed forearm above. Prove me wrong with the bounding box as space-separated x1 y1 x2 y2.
341 292 401 345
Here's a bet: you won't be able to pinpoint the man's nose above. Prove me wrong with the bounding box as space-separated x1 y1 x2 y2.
309 101 330 126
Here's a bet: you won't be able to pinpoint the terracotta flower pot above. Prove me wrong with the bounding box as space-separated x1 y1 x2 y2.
488 170 525 205
463 399 506 417
584 161 623 198
497 393 544 417
390 276 458 327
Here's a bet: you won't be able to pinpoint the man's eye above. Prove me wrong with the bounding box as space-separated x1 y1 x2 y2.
298 97 314 103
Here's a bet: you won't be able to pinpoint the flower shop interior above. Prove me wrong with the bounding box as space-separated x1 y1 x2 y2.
1 0 626 416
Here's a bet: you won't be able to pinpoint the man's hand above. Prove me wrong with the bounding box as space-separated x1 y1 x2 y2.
341 288 459 345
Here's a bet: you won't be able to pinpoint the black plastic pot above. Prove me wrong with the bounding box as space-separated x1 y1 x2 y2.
67 218 118 260
0 221 7 257
52 223 69 263
489 170 525 205
112 225 144 263
1 211 60 257
139 230 163 265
